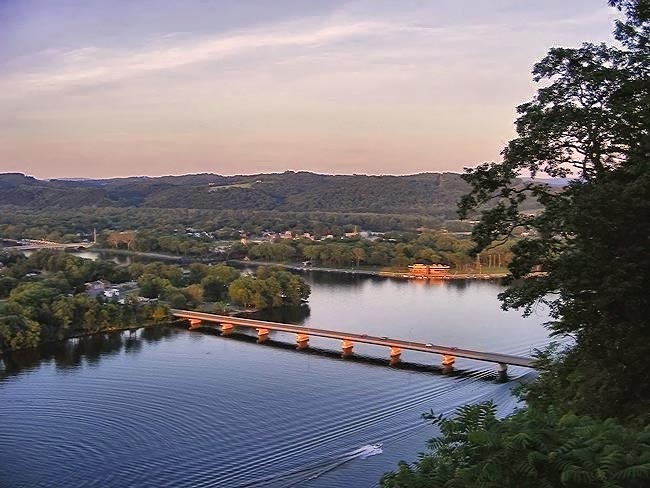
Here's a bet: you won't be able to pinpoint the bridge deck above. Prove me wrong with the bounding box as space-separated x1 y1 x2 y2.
171 309 535 368
1 239 94 251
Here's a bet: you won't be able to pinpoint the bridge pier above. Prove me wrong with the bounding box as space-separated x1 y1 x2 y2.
441 354 455 373
220 323 235 336
389 347 402 366
296 333 309 350
256 328 270 343
188 318 201 329
497 362 508 382
341 340 354 358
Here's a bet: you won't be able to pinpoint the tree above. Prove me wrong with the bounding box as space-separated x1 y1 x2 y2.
284 274 311 306
414 248 440 265
150 305 169 322
352 247 367 267
138 274 173 299
228 276 258 308
167 291 188 309
201 275 226 302
381 402 650 488
458 0 650 420
383 3 650 486
227 267 310 309
188 263 209 283
0 276 18 298
51 296 75 339
182 284 203 307
0 307 41 351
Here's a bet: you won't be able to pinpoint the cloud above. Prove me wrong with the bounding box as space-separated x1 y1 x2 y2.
3 2 616 98
14 19 400 91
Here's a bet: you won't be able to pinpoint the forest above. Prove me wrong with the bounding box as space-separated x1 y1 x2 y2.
0 171 471 217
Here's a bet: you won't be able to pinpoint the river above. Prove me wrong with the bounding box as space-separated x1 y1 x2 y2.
0 270 552 487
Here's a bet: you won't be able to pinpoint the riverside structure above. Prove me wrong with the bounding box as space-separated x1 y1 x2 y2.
171 309 535 375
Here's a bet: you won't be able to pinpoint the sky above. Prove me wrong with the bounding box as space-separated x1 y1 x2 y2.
0 0 618 179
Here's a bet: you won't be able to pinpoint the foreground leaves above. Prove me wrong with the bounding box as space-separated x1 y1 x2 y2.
381 403 650 488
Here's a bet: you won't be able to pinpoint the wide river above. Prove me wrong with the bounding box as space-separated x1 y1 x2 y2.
0 270 552 487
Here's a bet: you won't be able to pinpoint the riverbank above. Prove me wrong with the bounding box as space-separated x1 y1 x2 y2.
228 260 509 280
0 320 166 356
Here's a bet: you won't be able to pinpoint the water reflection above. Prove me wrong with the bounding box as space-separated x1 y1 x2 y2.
248 303 311 324
0 327 178 381
301 270 371 288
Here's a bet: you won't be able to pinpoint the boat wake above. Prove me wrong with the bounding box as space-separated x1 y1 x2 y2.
347 443 384 460
234 443 384 487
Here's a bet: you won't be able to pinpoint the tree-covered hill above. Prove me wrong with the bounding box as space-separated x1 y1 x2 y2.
0 171 472 217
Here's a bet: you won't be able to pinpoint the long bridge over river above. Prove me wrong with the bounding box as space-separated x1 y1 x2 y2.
171 309 535 374
1 238 94 251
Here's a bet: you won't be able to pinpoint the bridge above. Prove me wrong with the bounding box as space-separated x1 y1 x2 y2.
170 309 535 375
1 238 94 251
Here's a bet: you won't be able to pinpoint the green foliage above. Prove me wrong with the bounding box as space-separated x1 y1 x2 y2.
457 0 650 420
384 3 650 486
227 276 260 309
237 232 491 271
0 276 19 298
149 304 169 322
0 172 471 218
137 274 173 299
381 402 650 488
249 242 296 262
185 263 240 301
228 266 310 309
0 250 156 353
0 308 41 351
129 230 212 255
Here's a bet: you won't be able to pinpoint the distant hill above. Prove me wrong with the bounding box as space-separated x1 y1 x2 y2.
0 171 473 218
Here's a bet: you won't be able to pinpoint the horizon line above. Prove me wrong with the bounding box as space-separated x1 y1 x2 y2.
2 169 475 181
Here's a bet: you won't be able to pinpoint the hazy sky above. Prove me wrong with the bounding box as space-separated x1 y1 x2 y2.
0 0 617 178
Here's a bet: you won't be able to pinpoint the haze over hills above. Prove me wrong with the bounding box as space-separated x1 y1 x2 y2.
0 171 472 218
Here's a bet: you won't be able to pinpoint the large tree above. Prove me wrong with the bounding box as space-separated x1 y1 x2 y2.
458 0 650 420
382 3 650 486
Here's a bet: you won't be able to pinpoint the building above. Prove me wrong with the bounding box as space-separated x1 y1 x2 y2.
407 263 451 278
85 280 109 298
86 280 138 300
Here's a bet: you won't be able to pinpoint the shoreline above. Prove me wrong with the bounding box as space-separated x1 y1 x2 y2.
228 259 509 280
0 321 165 356
21 246 509 281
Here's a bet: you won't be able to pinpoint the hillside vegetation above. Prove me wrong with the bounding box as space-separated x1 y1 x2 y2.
0 171 471 217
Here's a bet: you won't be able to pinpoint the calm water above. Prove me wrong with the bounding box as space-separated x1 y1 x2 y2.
0 272 552 488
